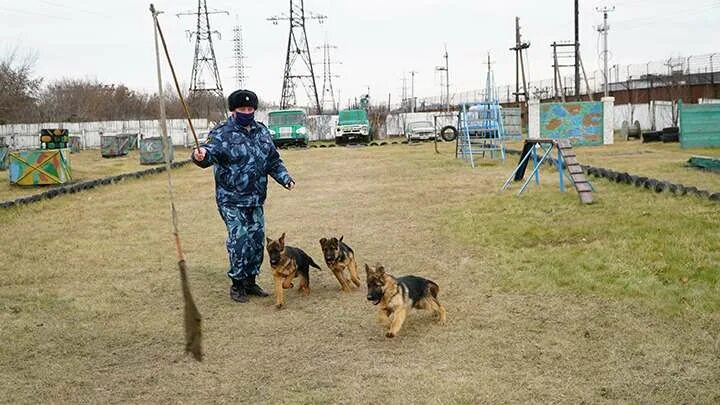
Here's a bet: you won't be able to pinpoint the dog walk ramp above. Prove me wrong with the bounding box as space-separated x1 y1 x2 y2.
502 139 594 204
556 139 593 204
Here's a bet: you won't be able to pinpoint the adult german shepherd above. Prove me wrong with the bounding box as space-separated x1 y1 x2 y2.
319 236 361 291
266 233 321 309
365 264 447 338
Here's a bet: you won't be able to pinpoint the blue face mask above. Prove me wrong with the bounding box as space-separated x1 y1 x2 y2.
234 111 255 126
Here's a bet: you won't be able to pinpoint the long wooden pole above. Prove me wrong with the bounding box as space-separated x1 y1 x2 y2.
150 3 202 362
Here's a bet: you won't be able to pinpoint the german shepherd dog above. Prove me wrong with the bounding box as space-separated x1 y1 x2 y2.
266 233 321 309
319 236 361 291
365 264 447 338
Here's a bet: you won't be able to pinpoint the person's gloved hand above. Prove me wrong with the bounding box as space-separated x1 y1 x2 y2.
193 147 207 161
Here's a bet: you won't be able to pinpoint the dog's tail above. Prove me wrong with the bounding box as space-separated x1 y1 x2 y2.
427 281 440 299
305 253 322 270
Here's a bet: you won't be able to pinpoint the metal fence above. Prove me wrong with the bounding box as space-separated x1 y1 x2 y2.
412 52 720 108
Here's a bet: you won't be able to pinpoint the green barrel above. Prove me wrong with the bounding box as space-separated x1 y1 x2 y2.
139 137 174 165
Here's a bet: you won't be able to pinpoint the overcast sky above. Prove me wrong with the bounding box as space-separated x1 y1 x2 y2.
2 0 719 109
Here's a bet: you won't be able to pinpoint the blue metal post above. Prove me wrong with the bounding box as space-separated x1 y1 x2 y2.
532 145 539 185
518 144 554 194
557 146 565 192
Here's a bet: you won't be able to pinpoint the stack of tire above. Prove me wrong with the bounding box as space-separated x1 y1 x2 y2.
643 126 679 143
660 127 679 143
642 131 662 143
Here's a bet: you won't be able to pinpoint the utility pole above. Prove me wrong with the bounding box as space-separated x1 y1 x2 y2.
268 1 325 113
484 52 496 102
177 0 228 117
435 45 450 111
401 74 408 110
552 42 567 102
409 70 418 112
510 17 530 104
597 6 615 97
574 0 580 100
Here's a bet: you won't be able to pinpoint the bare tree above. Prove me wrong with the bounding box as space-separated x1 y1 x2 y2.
0 48 42 124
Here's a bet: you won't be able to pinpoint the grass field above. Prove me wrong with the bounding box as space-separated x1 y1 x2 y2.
1 141 718 403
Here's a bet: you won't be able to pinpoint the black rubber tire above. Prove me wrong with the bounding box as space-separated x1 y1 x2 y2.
440 126 458 142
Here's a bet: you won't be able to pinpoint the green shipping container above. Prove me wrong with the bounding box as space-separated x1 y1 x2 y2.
139 137 173 165
101 135 131 158
679 102 720 148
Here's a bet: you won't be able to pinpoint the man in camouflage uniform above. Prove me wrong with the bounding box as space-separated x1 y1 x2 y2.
192 89 295 303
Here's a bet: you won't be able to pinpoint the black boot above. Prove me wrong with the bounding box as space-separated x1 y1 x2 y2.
243 275 269 297
230 278 249 303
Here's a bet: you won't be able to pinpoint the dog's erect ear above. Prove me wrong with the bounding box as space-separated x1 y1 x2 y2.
319 237 327 246
279 232 286 248
339 235 344 242
376 264 385 274
266 237 272 245
364 263 372 274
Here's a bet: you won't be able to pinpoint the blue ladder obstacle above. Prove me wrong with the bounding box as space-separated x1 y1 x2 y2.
501 139 594 204
455 53 507 167
457 104 475 168
455 102 507 167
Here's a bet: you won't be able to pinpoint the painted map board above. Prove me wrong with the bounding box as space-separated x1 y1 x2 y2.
540 102 603 146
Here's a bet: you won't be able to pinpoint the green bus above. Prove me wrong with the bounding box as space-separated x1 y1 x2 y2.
267 109 309 147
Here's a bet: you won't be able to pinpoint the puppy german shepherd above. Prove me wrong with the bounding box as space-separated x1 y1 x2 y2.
365 264 447 338
319 236 361 291
266 233 321 309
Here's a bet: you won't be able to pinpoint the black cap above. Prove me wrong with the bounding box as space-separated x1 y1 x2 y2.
228 89 258 111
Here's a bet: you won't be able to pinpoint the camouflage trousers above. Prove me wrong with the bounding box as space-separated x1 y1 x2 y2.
218 205 265 281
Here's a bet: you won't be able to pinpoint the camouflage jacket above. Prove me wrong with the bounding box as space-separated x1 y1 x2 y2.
192 115 293 207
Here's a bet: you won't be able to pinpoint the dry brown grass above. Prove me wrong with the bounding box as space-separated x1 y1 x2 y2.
1 142 718 403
